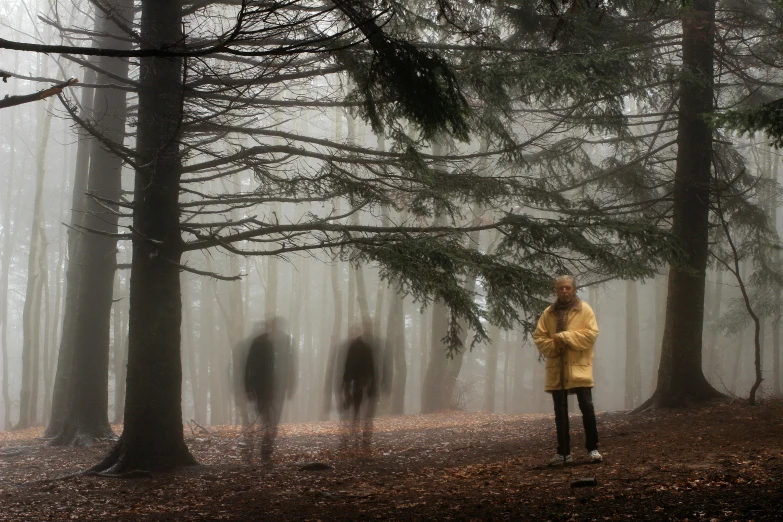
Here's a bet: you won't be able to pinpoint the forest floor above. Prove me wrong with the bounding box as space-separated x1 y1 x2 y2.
1 399 782 521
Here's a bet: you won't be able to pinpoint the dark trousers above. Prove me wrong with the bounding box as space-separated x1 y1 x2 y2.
247 396 284 461
551 387 598 455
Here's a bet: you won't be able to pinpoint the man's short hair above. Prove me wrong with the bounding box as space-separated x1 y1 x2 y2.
554 275 576 288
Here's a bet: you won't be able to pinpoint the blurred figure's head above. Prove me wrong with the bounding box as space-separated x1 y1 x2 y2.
349 323 363 339
265 315 286 333
252 320 266 333
362 318 373 338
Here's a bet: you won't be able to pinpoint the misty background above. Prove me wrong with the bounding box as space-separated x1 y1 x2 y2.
1 0 781 433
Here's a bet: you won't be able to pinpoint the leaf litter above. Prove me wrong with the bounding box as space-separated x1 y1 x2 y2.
1 400 782 520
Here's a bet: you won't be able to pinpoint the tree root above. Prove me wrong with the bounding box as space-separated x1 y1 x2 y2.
84 470 155 479
20 468 154 487
631 395 655 414
47 425 117 448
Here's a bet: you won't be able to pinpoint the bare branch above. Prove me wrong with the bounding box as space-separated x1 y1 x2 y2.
0 78 78 110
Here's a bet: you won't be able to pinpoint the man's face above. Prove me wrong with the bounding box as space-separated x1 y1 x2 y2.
555 279 575 304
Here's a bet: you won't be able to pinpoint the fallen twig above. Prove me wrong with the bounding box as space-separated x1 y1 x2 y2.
190 419 213 437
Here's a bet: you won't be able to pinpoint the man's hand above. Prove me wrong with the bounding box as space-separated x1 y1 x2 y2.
553 334 567 355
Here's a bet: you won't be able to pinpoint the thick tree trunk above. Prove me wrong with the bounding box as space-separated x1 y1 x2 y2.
49 0 131 445
644 0 722 409
93 0 195 473
45 61 97 438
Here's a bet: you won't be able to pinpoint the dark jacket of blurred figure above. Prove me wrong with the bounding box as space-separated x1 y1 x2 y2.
334 323 388 429
243 319 297 460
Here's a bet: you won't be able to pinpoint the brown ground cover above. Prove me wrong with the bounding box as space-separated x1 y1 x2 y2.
1 399 782 521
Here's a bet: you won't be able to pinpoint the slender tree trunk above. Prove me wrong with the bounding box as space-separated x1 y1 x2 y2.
513 332 528 413
321 245 344 419
643 0 722 409
422 300 450 412
93 0 195 472
44 150 70 423
773 150 781 396
182 276 201 423
441 223 482 408
484 325 500 412
388 292 406 414
17 91 55 429
419 306 429 393
0 103 18 429
730 327 747 394
39 237 52 424
730 263 750 394
311 261 330 419
226 253 247 425
204 280 220 425
624 280 641 409
113 274 127 423
703 269 723 383
320 112 344 419
502 331 511 413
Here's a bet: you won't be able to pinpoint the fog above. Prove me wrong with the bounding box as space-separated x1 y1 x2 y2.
1 0 781 435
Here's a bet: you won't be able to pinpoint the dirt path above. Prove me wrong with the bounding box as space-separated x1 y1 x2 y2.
1 400 782 520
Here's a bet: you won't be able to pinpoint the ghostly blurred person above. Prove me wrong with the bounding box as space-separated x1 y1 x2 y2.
335 319 385 449
233 321 265 426
244 316 297 462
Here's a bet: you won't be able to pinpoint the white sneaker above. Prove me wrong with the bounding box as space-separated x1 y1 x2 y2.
548 453 572 466
588 450 602 463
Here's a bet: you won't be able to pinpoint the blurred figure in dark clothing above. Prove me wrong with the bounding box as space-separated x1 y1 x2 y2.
335 320 385 449
243 316 297 462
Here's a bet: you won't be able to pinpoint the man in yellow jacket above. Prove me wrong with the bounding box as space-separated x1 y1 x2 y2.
533 275 602 466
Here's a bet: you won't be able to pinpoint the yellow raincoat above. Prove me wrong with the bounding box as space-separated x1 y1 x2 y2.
533 299 599 391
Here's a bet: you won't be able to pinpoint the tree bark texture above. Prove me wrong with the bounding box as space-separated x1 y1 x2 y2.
647 0 722 408
45 61 97 438
94 0 195 472
49 0 132 445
